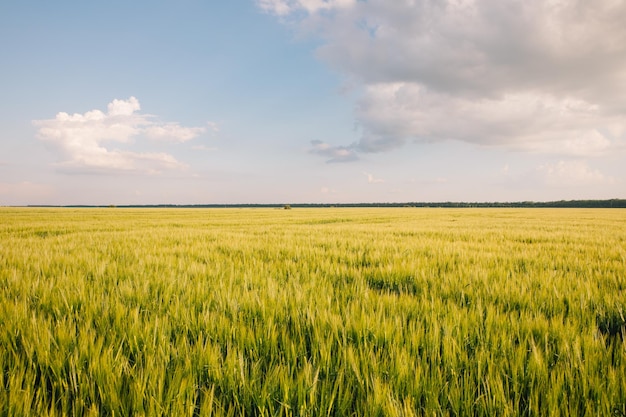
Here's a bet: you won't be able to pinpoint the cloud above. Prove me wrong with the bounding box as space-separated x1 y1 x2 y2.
363 172 384 183
108 96 141 116
144 123 207 143
537 160 615 187
356 85 621 155
34 97 208 173
309 140 358 163
260 0 626 158
258 0 354 16
207 121 219 133
257 0 292 16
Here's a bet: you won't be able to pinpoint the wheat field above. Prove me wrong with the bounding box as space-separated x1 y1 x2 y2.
1 208 625 416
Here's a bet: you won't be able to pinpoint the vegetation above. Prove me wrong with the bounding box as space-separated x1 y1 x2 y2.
1 208 625 416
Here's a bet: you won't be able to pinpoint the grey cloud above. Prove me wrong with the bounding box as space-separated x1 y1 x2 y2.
318 1 626 99
264 0 626 158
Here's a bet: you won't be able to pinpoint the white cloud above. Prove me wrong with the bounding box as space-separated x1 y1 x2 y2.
363 172 384 183
258 0 355 16
34 97 208 173
537 160 614 187
144 123 206 143
257 0 293 15
108 96 141 116
260 0 626 159
309 140 358 162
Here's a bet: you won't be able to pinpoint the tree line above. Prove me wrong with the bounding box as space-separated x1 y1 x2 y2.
41 199 626 209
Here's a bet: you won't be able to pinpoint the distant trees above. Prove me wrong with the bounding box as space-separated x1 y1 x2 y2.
41 199 626 209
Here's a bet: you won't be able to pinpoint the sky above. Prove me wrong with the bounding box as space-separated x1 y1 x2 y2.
1 0 625 205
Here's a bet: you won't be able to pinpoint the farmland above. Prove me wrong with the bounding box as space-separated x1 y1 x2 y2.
1 208 625 416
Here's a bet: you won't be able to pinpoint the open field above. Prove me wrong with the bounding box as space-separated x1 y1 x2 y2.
1 208 625 416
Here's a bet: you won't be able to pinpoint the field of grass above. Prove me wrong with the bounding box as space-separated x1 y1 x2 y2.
1 207 625 416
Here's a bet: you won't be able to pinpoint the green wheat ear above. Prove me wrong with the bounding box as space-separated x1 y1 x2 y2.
0 207 624 416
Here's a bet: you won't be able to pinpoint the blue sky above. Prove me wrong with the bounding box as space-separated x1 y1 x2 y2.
1 0 625 205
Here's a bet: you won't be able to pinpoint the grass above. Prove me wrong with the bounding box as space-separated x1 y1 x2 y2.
0 207 625 416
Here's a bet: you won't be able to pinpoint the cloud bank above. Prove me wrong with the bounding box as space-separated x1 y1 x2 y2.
34 97 208 173
260 0 626 160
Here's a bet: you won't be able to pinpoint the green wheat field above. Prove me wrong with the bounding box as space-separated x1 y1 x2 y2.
1 208 625 416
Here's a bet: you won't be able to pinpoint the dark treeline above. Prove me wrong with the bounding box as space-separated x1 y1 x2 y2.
32 199 626 208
